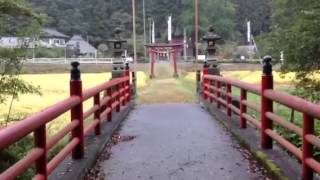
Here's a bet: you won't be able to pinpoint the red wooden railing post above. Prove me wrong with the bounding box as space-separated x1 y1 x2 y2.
302 113 314 180
107 87 113 122
227 84 232 117
240 89 247 128
94 93 101 135
202 61 209 100
216 81 221 109
261 56 273 149
126 77 131 103
209 79 213 103
125 63 131 102
70 62 84 159
34 125 47 179
212 80 216 103
116 84 121 112
121 81 126 106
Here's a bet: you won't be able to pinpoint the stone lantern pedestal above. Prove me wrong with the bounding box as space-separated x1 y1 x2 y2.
202 26 222 75
107 28 127 79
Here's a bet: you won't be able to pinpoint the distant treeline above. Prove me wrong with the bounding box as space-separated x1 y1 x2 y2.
27 0 272 46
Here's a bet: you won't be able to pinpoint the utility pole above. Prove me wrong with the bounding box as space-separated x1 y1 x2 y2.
149 18 152 44
183 28 187 61
143 0 147 57
132 0 137 67
195 0 199 64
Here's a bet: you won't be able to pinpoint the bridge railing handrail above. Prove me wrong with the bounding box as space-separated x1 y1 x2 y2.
264 89 320 119
0 63 132 180
201 57 320 180
203 75 261 95
0 96 80 150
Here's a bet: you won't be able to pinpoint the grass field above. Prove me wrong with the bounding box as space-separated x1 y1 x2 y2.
137 77 196 104
0 72 148 132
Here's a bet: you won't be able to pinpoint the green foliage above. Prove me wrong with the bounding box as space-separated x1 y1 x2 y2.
0 0 45 36
0 0 42 104
0 136 35 179
146 0 183 37
28 47 65 58
254 33 275 59
218 42 238 59
180 0 238 41
27 0 245 47
233 0 271 43
0 2 44 178
263 0 320 102
28 0 138 45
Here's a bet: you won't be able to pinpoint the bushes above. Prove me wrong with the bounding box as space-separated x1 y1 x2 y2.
0 136 35 179
218 42 237 59
27 47 65 58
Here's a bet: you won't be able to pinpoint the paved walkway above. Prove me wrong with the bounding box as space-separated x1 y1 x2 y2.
101 104 268 180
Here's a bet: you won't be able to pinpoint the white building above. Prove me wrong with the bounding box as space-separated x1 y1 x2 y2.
38 28 69 48
0 28 69 49
66 35 97 58
0 37 31 48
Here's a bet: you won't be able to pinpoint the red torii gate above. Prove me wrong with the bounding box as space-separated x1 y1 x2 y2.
145 43 183 78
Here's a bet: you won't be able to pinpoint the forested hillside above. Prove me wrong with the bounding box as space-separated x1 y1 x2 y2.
27 0 271 46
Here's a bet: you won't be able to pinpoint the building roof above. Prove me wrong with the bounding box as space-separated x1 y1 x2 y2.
66 35 97 54
41 28 69 39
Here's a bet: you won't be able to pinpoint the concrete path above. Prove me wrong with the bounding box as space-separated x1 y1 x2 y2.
101 104 268 180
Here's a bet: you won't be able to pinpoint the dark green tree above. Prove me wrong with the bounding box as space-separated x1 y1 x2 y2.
180 0 238 41
146 0 183 38
233 0 271 44
0 0 44 104
266 0 320 101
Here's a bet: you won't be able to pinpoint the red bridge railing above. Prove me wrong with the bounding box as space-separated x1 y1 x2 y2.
201 56 320 180
0 62 132 180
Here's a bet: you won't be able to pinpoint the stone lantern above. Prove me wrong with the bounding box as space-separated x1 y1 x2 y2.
202 26 222 75
107 28 128 79
108 27 127 58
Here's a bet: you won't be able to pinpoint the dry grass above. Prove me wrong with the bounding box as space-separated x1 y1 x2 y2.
221 71 296 84
136 63 196 104
137 78 196 104
0 72 148 133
